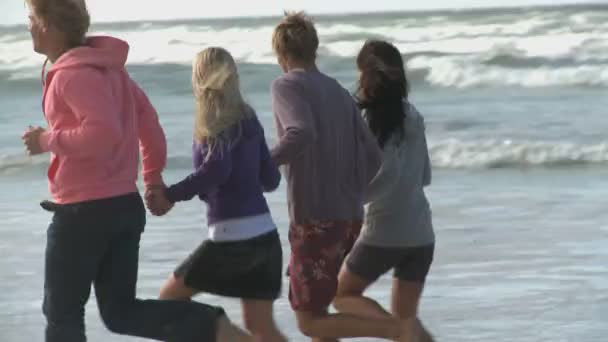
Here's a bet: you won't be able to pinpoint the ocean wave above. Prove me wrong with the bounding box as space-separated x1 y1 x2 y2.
430 139 608 168
2 140 606 175
408 56 608 88
0 153 48 173
5 57 608 89
1 8 608 88
1 14 607 66
0 153 196 174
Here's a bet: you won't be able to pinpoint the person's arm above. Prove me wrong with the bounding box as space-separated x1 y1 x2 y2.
355 104 383 185
270 78 316 165
422 135 432 187
416 111 432 187
365 144 401 203
39 70 121 159
260 136 281 192
132 81 167 187
164 144 232 203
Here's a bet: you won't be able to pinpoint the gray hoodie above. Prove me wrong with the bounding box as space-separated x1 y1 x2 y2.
358 102 435 247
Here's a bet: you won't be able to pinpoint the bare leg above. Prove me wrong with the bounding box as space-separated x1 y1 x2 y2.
158 274 253 342
216 315 255 342
312 338 339 342
159 273 197 300
241 299 287 342
416 320 435 342
334 266 392 319
391 279 435 342
295 309 404 340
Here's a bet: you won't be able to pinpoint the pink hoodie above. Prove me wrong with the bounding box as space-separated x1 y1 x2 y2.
39 36 167 204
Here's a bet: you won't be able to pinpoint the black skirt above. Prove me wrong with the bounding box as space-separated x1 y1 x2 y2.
174 230 283 300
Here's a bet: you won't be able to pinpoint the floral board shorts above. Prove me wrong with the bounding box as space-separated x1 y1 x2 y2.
287 220 362 312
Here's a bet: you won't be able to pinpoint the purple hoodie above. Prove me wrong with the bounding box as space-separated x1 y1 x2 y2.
165 115 280 224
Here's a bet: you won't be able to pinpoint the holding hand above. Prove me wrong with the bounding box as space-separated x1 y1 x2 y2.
145 184 174 216
22 126 46 156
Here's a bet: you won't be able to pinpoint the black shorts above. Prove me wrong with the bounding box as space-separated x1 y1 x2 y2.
346 242 434 282
174 230 283 300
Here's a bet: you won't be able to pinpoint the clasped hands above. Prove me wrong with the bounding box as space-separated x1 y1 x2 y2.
23 125 173 216
145 184 174 216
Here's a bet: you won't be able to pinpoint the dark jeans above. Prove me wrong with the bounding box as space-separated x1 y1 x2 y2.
42 192 223 342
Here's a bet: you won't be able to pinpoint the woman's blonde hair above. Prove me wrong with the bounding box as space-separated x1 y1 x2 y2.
192 47 251 160
26 0 90 47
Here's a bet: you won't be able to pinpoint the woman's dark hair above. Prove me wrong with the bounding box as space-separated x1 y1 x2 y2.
355 40 409 148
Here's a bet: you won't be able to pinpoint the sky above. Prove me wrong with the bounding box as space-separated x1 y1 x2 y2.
2 0 605 25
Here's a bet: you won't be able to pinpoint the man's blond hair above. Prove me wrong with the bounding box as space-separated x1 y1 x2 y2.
272 11 319 63
26 0 90 46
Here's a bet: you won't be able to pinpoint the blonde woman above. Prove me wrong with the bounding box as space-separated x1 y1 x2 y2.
146 47 286 342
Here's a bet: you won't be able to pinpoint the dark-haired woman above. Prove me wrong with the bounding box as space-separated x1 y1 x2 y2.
333 40 436 342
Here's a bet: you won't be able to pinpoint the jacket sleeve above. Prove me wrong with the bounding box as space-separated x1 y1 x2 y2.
40 69 122 160
132 81 168 186
270 77 316 165
164 144 232 203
